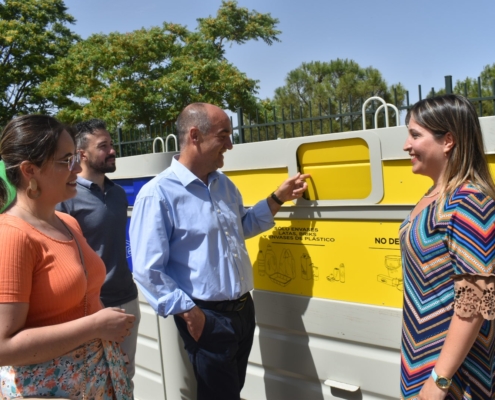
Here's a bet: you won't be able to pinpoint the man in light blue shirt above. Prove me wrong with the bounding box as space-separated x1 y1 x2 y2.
130 102 309 400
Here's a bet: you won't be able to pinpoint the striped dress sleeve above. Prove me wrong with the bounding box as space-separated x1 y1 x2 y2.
446 192 495 319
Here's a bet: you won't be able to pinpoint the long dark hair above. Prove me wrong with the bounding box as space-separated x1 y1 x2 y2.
0 115 71 210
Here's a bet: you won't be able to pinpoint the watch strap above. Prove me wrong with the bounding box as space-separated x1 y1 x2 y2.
431 368 452 389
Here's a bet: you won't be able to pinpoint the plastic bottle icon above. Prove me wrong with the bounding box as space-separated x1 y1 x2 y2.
338 263 345 283
279 249 296 279
301 253 313 280
312 264 319 281
258 250 265 276
327 263 345 283
265 245 277 276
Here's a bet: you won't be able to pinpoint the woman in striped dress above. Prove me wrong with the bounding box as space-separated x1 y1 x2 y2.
400 94 495 399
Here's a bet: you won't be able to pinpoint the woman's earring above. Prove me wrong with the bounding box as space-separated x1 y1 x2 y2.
27 178 41 199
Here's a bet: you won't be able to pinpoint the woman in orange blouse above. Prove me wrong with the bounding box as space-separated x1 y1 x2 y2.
0 115 135 399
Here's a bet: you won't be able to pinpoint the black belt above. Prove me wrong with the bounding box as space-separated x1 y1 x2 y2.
193 293 249 312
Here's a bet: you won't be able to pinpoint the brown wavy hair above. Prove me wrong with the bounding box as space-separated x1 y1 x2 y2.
405 94 495 199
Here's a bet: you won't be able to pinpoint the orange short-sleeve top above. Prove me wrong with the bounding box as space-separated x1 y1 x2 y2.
0 211 105 328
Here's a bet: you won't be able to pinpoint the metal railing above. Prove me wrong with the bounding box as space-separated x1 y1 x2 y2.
114 75 495 156
115 123 178 158
233 75 495 144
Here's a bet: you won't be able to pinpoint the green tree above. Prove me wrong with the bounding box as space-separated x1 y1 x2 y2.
41 0 280 130
441 64 495 116
264 59 406 137
0 0 79 126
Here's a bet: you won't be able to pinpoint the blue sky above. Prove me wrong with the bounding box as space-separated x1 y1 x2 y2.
64 0 495 105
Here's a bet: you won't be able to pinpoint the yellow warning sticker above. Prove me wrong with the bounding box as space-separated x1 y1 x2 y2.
247 219 404 308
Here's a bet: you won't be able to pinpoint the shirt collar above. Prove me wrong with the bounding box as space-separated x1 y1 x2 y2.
171 156 220 187
76 175 114 190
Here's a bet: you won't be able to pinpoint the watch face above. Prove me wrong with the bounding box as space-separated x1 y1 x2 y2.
437 377 450 388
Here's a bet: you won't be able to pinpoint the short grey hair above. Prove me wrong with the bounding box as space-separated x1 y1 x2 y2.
175 103 212 148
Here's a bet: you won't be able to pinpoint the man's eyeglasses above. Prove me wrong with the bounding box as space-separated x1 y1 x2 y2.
55 152 81 171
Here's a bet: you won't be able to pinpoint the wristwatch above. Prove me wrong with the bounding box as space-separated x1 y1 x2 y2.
431 368 452 389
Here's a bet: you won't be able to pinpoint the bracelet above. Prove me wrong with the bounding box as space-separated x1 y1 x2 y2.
270 192 284 205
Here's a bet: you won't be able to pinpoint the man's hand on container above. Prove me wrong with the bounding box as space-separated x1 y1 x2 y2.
267 173 310 215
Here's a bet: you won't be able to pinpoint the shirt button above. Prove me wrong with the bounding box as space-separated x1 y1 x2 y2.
234 254 238 258
217 209 221 213
225 231 229 236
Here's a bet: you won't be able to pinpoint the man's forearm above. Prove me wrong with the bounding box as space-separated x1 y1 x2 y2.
267 194 282 216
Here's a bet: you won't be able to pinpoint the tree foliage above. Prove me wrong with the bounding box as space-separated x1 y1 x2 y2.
264 59 406 136
0 0 79 126
41 0 281 130
436 64 495 116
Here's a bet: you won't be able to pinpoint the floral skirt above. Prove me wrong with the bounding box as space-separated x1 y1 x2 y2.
0 339 132 399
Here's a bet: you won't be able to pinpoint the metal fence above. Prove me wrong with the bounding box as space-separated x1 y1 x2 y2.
114 75 495 157
115 123 178 158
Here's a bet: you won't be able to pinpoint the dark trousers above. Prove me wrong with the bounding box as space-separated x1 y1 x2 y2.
174 293 256 400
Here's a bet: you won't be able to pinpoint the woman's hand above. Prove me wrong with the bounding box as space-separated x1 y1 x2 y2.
92 307 135 343
418 377 448 400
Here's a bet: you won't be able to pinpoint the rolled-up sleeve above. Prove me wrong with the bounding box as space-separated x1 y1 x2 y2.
238 193 275 239
129 189 195 317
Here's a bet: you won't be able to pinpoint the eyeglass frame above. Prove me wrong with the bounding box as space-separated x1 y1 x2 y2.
55 152 81 171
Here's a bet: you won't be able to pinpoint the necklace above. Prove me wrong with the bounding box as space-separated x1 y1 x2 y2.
423 190 440 198
13 204 73 240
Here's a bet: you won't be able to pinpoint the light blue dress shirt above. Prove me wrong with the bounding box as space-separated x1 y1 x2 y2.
129 157 275 317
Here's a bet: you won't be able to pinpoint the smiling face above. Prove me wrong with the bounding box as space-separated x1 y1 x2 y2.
197 106 233 174
81 129 116 174
37 130 82 204
403 116 451 183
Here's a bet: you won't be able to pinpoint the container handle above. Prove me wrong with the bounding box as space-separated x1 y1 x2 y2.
152 137 165 153
374 103 400 128
165 134 178 152
324 379 360 392
362 96 402 129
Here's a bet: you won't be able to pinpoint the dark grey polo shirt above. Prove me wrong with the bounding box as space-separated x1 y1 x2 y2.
57 176 138 307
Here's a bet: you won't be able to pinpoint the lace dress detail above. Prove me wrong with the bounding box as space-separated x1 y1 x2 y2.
400 184 495 399
453 274 495 319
